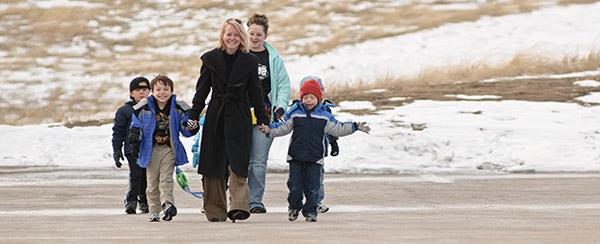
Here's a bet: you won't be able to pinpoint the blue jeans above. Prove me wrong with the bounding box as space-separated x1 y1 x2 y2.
318 166 325 204
287 160 323 217
248 126 274 209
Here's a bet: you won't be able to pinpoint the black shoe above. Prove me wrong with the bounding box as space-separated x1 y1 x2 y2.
317 203 329 213
227 210 250 223
162 202 177 221
249 206 267 214
138 201 149 214
125 202 137 214
305 215 318 222
208 218 226 222
288 209 300 221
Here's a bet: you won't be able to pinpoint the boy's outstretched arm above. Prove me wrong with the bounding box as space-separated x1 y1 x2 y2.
324 119 370 137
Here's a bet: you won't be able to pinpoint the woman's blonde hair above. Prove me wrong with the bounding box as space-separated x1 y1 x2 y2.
218 18 249 53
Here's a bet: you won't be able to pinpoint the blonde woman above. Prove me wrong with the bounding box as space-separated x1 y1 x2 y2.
189 18 269 223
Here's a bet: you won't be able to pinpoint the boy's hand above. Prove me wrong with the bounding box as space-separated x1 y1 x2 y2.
113 150 124 168
330 142 339 156
185 119 198 130
356 122 370 134
128 128 141 156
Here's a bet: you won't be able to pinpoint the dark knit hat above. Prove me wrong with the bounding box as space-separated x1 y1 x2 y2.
300 79 323 101
129 76 149 92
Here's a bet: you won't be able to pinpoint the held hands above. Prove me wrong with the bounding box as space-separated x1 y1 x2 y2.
356 122 371 134
113 150 124 168
185 119 198 131
258 124 270 134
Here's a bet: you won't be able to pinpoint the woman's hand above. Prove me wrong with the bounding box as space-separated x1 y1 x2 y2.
258 124 270 134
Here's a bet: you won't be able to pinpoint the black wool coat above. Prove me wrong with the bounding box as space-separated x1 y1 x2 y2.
190 48 268 178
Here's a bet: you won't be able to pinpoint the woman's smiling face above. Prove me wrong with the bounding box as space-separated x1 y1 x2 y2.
222 24 241 54
248 24 267 51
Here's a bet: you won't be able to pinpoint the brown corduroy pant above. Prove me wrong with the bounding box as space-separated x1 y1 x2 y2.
202 167 249 221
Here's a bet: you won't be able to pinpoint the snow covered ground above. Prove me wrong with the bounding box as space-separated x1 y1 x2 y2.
2 99 599 174
1 2 600 174
285 2 600 86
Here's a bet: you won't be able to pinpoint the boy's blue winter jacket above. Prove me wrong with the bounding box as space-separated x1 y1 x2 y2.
130 95 195 168
268 101 357 164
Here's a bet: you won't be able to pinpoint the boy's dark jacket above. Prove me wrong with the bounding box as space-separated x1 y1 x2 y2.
112 100 136 156
130 95 196 168
267 101 357 164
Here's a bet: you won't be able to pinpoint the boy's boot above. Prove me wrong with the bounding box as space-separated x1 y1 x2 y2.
305 215 318 222
125 201 137 214
288 209 300 221
317 203 329 213
162 202 177 221
138 196 149 213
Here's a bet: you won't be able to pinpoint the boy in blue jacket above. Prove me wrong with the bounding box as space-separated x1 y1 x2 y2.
298 76 338 213
129 75 198 222
111 76 150 214
259 79 370 222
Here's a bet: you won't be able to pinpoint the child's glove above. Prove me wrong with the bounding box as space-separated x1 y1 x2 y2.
330 141 339 157
113 150 124 168
128 128 141 156
355 122 370 134
273 107 285 121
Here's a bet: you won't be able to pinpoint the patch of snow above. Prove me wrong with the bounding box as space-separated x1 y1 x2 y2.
445 94 502 100
575 93 600 103
338 101 376 110
574 80 600 87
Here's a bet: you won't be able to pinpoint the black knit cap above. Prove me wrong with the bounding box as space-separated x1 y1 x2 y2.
129 76 149 92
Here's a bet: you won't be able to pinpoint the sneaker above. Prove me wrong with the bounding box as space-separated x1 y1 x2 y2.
149 213 160 222
138 201 149 214
305 215 318 222
288 209 300 221
249 206 267 214
317 203 329 213
162 202 177 221
125 202 137 214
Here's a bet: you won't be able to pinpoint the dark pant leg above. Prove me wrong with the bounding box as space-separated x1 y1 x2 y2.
126 154 147 204
287 160 304 210
302 162 322 217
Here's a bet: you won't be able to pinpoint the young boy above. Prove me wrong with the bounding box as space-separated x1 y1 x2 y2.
259 79 370 222
297 76 338 214
129 75 198 222
112 76 150 214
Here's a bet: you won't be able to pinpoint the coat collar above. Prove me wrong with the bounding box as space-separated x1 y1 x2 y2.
201 48 258 87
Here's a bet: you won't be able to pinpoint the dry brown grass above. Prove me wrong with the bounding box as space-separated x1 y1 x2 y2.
2 0 599 125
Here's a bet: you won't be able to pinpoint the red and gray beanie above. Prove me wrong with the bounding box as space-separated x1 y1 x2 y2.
300 79 323 101
299 75 325 91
